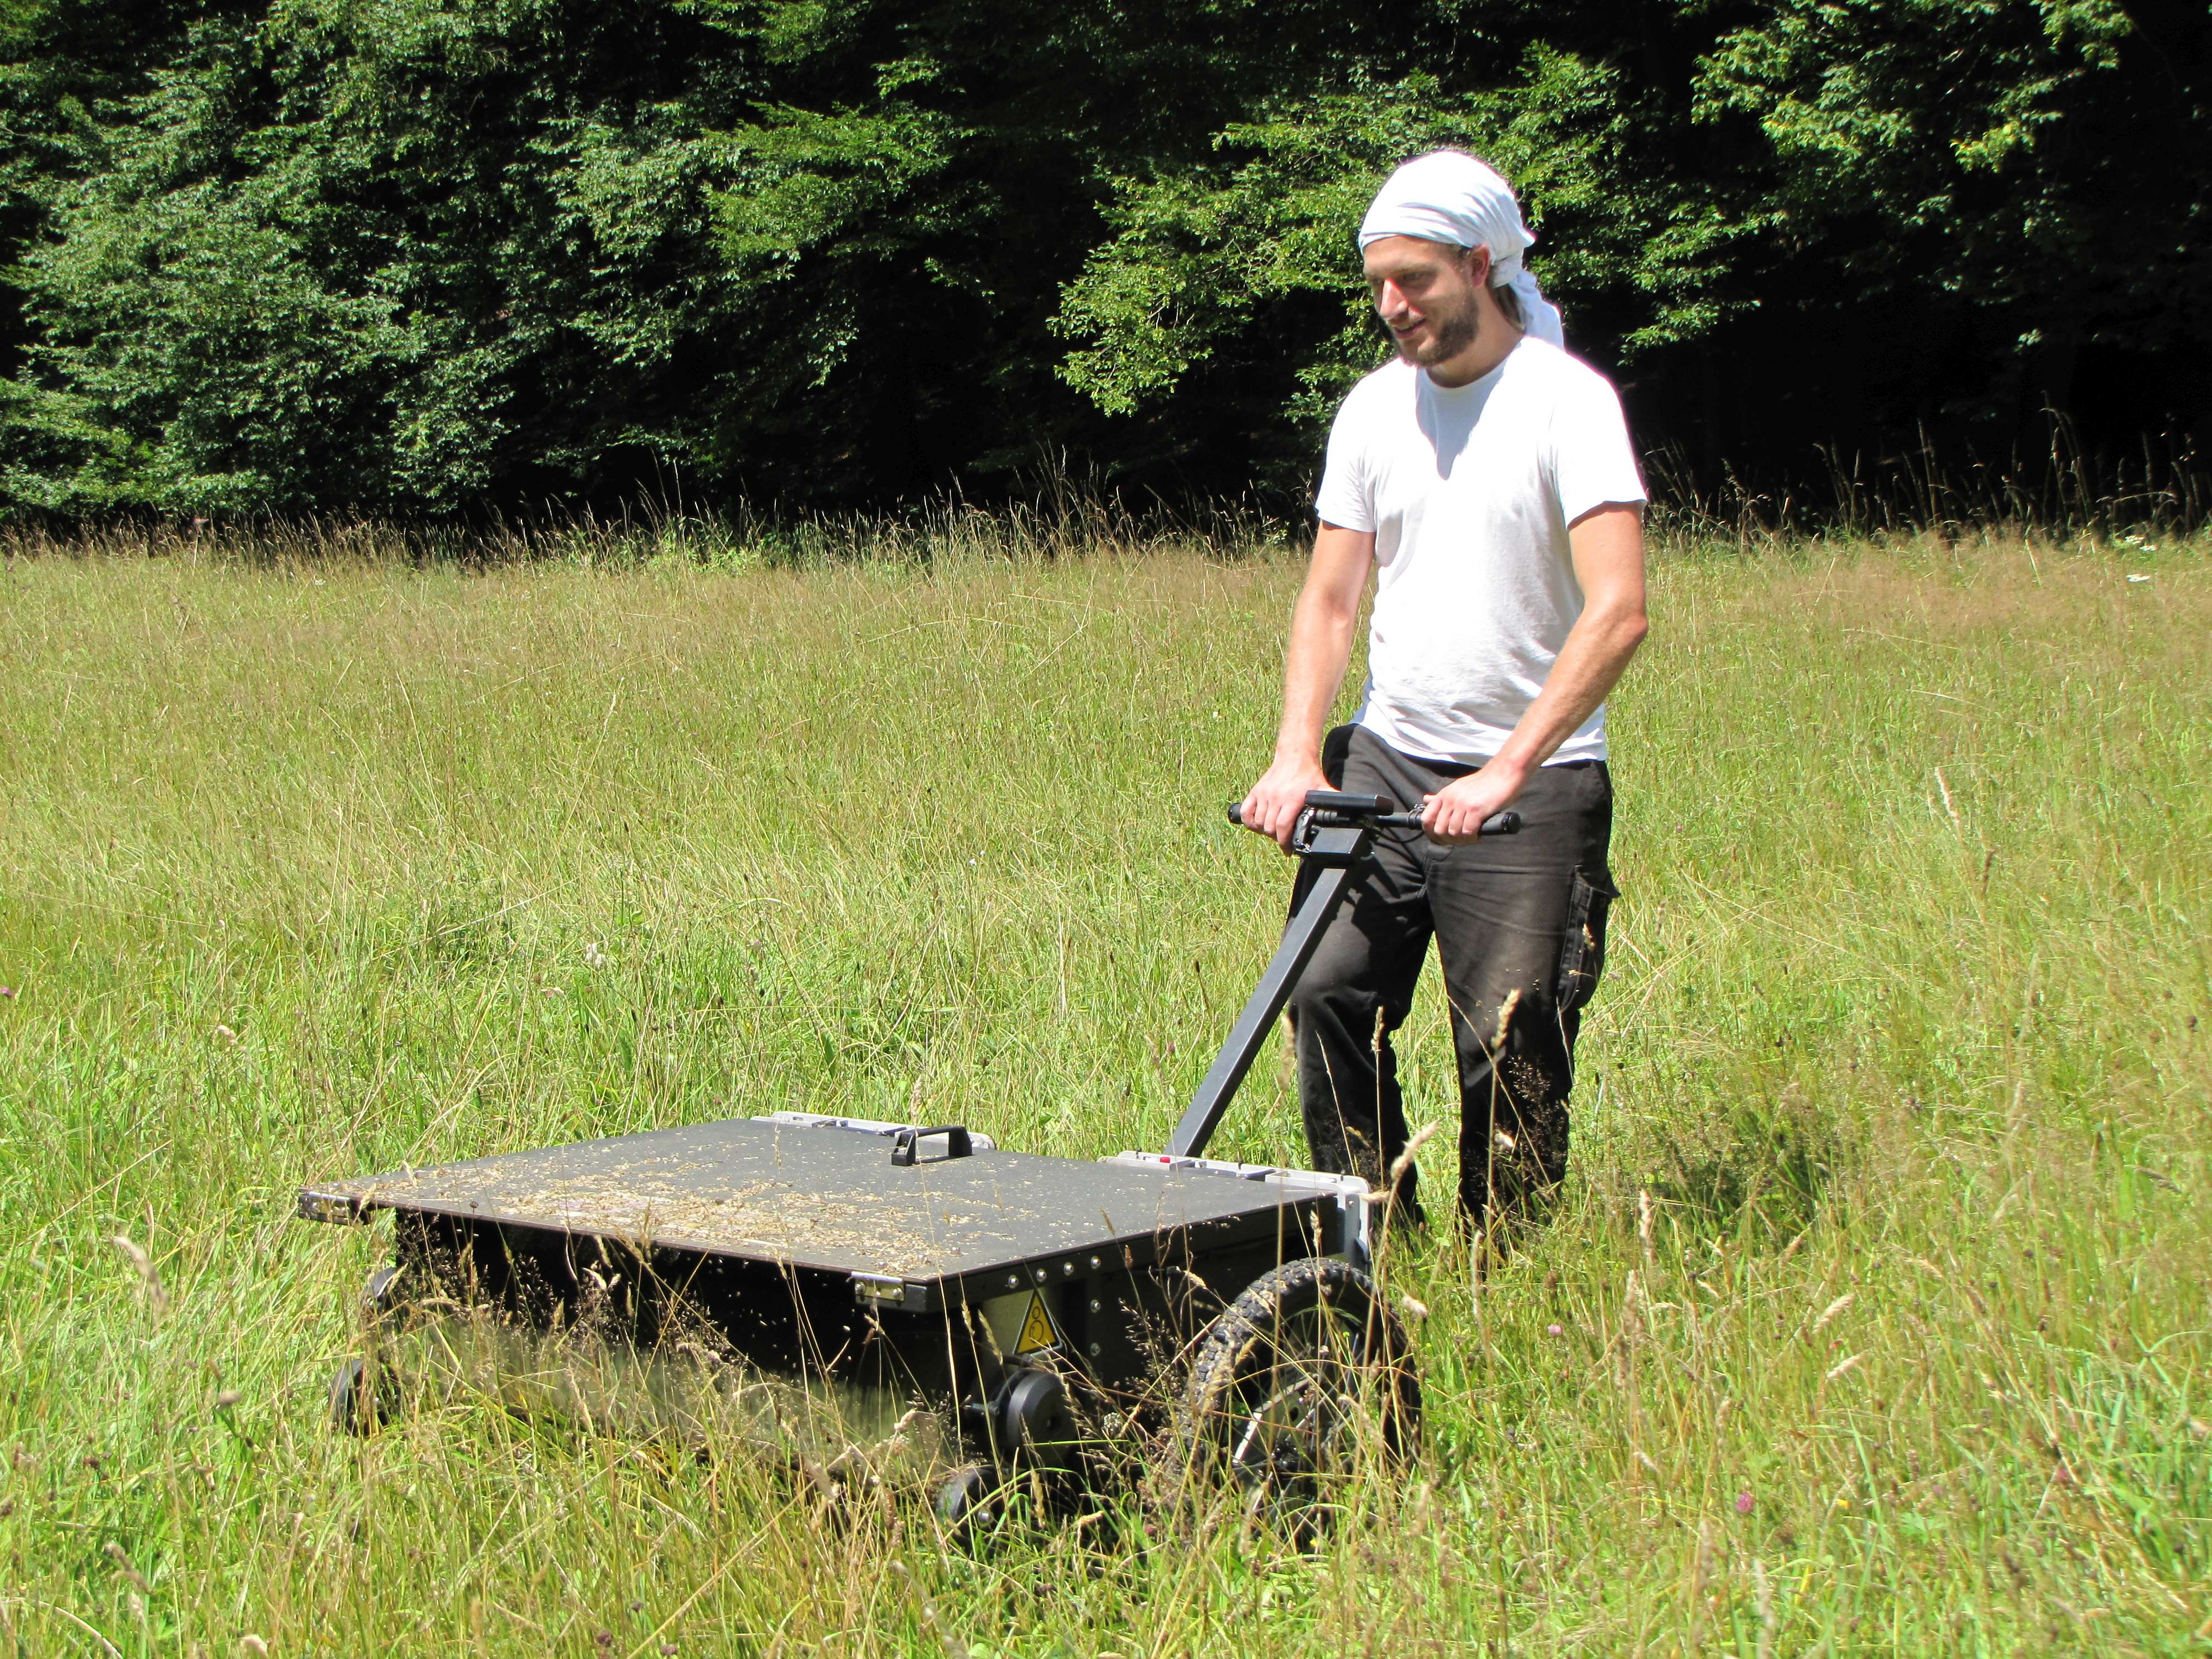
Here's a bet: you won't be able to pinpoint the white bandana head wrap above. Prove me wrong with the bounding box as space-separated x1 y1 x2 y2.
1358 149 1563 347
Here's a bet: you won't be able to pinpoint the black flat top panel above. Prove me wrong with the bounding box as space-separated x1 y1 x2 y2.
302 1119 1311 1285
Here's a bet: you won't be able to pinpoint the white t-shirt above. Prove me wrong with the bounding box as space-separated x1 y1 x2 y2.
1313 336 1646 766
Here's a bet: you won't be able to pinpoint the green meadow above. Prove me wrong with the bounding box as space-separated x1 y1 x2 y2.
1 529 2206 1655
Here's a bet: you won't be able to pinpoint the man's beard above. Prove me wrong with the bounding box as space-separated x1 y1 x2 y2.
1396 295 1480 367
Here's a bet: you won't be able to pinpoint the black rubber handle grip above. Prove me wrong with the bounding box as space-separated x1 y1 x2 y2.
1225 789 1395 826
1369 808 1521 836
1391 808 1521 836
1227 802 1522 836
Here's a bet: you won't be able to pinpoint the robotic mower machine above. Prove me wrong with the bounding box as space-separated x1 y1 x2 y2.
301 791 1517 1522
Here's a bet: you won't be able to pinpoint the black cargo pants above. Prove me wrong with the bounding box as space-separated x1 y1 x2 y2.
1288 724 1617 1228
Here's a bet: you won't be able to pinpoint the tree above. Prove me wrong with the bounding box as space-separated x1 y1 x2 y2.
6 0 762 513
2 0 2204 519
1052 54 1738 489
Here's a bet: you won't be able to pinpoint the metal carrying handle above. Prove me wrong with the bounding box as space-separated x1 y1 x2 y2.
1228 790 1522 838
890 1124 974 1166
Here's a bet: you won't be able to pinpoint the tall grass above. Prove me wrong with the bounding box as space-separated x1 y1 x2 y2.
1644 418 2210 545
0 479 1290 575
1 528 2206 1655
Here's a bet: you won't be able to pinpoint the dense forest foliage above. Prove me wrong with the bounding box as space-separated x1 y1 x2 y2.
1 0 2205 518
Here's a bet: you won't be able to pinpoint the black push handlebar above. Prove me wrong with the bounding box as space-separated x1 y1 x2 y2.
1172 787 1516 1159
1227 789 1521 838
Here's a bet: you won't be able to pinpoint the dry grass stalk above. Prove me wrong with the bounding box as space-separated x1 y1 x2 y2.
1810 1292 1853 1336
109 1235 168 1317
1387 1120 1441 1191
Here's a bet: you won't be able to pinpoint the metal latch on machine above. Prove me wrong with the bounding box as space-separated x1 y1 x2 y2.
852 1272 930 1311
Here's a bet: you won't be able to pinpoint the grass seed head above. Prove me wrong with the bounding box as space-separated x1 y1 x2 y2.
110 1234 169 1317
1491 987 1522 1049
104 1539 152 1592
1387 1120 1440 1188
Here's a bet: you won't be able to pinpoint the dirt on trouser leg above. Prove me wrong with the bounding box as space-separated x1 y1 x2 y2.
1288 724 1615 1237
1457 1040 1574 1246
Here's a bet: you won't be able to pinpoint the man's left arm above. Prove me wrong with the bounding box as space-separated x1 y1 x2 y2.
1420 504 1649 841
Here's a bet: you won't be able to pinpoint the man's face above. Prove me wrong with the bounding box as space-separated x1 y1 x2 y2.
1363 236 1487 368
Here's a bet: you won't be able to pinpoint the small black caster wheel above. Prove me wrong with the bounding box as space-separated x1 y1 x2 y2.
328 1355 393 1436
999 1367 1074 1467
934 1463 999 1532
363 1263 403 1313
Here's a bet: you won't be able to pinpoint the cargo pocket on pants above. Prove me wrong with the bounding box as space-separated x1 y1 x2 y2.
1554 870 1619 1015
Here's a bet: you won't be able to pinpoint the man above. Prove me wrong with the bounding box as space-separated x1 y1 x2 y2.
1239 149 1648 1234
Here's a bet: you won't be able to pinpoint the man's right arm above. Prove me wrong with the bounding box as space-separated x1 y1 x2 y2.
1239 522 1376 848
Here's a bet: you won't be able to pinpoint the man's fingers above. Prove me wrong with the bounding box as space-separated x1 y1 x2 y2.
1424 798 1468 839
1420 792 1488 843
1239 789 1287 839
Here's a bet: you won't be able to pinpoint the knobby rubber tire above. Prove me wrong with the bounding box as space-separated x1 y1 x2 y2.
1178 1256 1420 1527
328 1354 397 1436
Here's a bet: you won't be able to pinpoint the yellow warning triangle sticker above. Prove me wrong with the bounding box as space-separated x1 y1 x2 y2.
1014 1293 1059 1354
